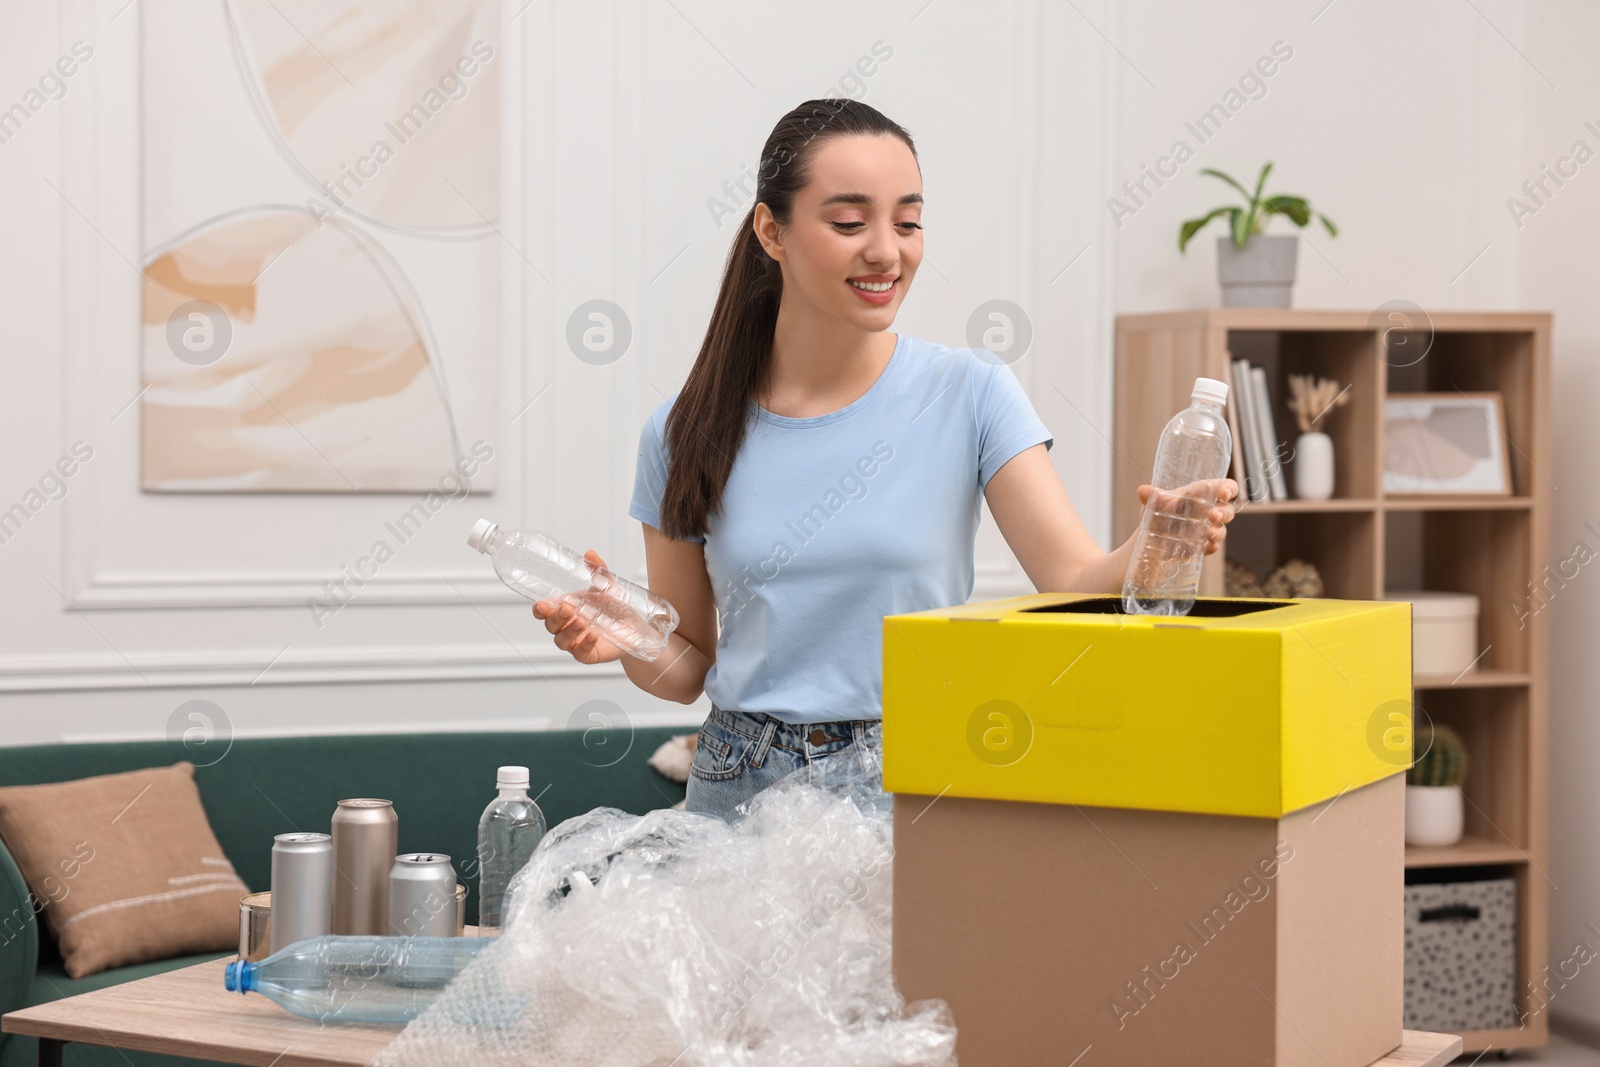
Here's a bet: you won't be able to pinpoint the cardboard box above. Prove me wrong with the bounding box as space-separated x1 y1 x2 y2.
892 773 1404 1067
883 594 1412 1066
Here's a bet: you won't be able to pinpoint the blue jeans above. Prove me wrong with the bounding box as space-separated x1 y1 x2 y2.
684 703 880 820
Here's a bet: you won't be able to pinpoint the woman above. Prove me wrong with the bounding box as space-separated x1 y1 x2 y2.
534 99 1238 819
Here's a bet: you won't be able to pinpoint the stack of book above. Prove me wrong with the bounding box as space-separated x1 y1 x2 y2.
1223 357 1289 503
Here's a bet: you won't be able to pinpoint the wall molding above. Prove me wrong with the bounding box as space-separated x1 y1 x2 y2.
55 709 707 744
35 1 1062 693
58 0 529 612
4 569 1035 692
0 641 597 693
66 572 512 611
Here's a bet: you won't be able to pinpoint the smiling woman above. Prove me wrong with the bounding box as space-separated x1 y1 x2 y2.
528 98 1238 820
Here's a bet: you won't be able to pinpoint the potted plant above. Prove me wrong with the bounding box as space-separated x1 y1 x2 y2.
1178 163 1337 308
1405 721 1467 847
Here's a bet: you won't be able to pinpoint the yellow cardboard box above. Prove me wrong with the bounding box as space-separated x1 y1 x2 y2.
884 593 1414 1066
881 593 1412 818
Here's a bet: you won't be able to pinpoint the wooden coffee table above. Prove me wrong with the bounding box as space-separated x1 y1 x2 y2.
3 946 1464 1067
5 954 396 1066
1 927 495 1067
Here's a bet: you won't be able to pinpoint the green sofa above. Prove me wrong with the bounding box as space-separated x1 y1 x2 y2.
0 726 689 1067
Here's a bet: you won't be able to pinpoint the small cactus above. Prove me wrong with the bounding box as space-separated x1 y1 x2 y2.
1408 722 1468 788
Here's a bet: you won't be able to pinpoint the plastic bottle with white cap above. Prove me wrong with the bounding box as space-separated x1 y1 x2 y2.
475 765 547 935
1121 376 1235 617
467 519 679 661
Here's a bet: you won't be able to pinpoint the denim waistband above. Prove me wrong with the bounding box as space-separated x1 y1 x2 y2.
707 703 876 745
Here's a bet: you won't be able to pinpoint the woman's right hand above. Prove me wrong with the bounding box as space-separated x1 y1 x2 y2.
533 548 627 665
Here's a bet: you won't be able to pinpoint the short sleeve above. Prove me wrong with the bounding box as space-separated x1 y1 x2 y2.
629 406 706 543
977 361 1054 489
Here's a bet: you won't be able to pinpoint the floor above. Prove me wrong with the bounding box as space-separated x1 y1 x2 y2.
1466 1034 1600 1063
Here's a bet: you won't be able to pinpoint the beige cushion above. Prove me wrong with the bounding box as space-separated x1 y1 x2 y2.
646 732 698 783
0 761 245 978
648 733 698 811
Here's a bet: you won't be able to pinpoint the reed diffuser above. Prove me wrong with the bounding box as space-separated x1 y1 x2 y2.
1285 374 1349 499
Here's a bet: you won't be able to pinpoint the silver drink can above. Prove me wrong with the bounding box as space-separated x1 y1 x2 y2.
269 832 333 954
330 798 398 935
387 853 457 937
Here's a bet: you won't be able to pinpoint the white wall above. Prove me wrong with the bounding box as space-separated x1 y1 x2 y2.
0 0 1111 745
1517 2 1600 1036
5 0 1600 1026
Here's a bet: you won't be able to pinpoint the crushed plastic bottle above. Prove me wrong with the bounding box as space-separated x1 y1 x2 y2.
223 934 491 1024
467 519 679 660
477 765 547 933
1122 377 1234 617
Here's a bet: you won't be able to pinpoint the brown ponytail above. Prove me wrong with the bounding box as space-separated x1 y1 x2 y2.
657 98 918 541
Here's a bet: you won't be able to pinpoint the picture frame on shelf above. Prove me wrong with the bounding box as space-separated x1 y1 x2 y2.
1383 392 1512 496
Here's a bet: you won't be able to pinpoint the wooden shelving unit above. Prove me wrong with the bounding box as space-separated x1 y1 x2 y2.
1113 309 1552 1055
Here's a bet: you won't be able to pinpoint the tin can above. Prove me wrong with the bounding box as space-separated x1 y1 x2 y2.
238 890 273 960
388 853 457 937
330 798 398 935
269 832 332 954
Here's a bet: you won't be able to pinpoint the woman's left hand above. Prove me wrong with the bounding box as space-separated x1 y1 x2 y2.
1135 477 1240 556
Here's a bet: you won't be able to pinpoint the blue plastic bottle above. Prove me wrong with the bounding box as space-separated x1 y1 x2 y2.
223 934 490 1024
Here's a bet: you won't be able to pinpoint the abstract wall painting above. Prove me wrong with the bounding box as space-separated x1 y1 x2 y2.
140 0 500 492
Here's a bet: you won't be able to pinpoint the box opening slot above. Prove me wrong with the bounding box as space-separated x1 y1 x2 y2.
1020 597 1296 617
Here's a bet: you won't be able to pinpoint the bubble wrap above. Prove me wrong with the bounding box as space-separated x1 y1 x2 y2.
369 724 957 1067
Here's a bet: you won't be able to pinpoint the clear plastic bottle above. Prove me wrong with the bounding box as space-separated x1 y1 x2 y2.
467 519 679 661
476 765 547 934
1122 377 1234 617
222 934 490 1024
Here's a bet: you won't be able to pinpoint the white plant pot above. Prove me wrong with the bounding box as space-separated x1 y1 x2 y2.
1405 785 1464 846
1293 431 1335 500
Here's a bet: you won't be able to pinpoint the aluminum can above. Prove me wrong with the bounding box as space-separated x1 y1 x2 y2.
268 832 332 953
330 798 398 935
238 891 273 960
387 853 457 937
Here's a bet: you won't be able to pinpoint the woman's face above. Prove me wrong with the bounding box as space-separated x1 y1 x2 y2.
758 133 923 332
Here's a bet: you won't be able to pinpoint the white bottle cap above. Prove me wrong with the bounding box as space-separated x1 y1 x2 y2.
467 518 499 553
497 765 529 789
1191 377 1229 406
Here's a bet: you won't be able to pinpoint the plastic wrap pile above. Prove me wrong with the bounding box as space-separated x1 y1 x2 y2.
370 724 957 1067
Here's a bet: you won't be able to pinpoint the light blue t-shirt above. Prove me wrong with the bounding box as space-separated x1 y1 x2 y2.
628 332 1054 724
